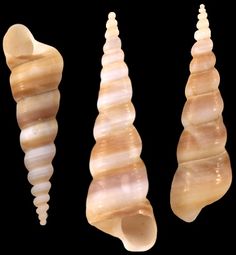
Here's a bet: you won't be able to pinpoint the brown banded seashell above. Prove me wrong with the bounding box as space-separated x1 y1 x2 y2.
170 4 232 222
3 24 63 225
86 12 157 251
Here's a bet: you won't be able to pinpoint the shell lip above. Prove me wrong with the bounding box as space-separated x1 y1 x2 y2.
87 201 157 252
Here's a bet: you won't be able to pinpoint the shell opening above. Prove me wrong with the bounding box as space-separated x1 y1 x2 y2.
3 24 34 57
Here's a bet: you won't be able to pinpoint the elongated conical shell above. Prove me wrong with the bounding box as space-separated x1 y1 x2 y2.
86 12 157 251
170 4 232 222
3 24 63 225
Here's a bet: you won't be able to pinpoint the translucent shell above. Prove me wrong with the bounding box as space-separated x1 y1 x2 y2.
86 12 157 251
170 4 232 222
3 24 63 225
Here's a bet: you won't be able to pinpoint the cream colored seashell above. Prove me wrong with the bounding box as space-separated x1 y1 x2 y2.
3 24 63 225
170 4 232 222
86 12 157 251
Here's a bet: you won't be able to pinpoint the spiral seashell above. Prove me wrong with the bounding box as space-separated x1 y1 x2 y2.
86 12 157 251
3 24 63 225
170 4 232 222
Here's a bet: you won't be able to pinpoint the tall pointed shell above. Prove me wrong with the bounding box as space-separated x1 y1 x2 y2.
3 24 63 225
86 12 157 251
170 4 232 222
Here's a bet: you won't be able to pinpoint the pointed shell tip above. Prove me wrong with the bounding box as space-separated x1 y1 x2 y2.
108 12 116 19
40 220 47 226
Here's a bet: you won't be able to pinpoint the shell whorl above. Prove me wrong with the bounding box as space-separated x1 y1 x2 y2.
86 12 157 252
170 5 232 222
3 24 63 225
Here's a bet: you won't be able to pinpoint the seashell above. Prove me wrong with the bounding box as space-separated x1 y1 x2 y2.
3 24 63 225
170 4 232 222
86 12 157 251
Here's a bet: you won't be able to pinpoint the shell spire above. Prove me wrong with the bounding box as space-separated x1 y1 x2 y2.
194 4 211 41
3 24 63 225
86 12 157 251
170 4 232 222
